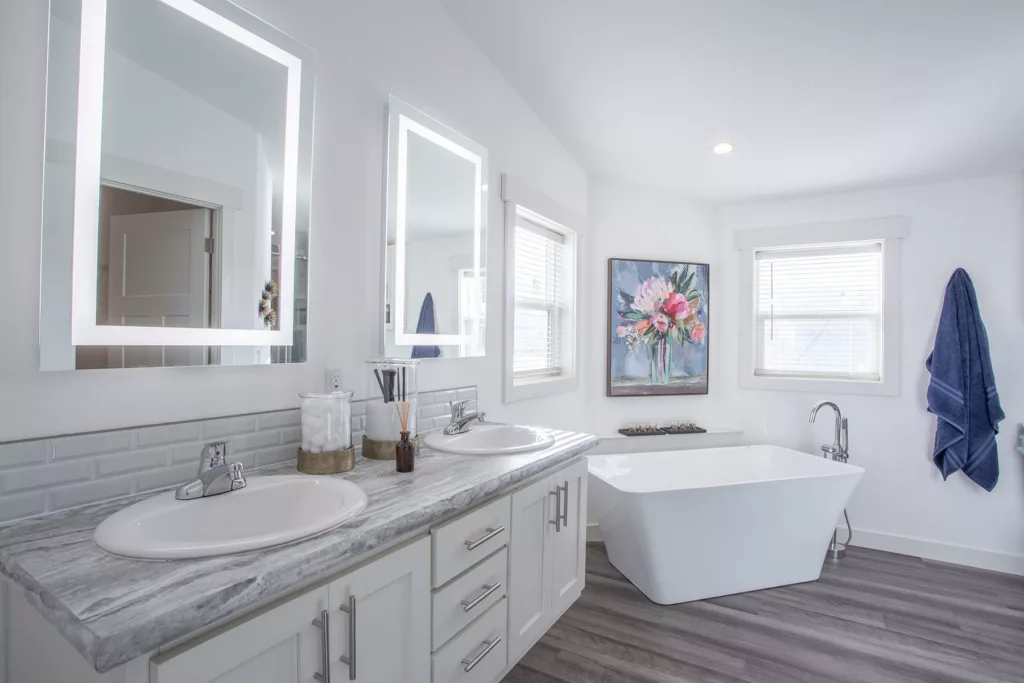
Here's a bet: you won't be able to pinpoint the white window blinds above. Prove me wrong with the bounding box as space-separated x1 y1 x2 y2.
513 214 569 384
754 241 883 381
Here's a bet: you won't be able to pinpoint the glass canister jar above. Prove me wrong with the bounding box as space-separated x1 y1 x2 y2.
297 390 354 473
364 359 419 460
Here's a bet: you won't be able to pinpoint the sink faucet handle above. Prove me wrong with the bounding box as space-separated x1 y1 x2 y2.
200 441 229 471
449 400 471 420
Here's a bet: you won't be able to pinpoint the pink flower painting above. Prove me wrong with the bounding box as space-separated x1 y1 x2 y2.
608 259 709 396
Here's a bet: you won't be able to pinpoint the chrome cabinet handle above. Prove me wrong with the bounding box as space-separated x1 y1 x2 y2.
461 582 502 612
312 609 331 683
461 636 502 673
549 488 561 532
465 526 505 550
338 595 356 680
560 480 569 527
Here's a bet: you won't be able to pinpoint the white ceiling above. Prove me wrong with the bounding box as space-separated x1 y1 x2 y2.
442 0 1024 202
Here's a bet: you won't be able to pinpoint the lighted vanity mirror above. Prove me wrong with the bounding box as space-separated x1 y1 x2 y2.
39 0 315 370
383 97 488 359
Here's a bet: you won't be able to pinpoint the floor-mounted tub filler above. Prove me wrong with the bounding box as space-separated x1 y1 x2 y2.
588 445 864 604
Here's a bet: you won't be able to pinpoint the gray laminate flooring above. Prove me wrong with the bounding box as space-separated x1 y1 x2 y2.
504 543 1024 683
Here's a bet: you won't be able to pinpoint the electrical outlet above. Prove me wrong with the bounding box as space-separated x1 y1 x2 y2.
326 368 344 393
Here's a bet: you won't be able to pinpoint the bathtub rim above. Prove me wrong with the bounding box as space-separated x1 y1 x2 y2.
588 445 865 495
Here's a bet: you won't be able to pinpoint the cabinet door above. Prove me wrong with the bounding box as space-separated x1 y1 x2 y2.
329 536 431 683
550 458 588 617
507 474 556 663
151 586 328 683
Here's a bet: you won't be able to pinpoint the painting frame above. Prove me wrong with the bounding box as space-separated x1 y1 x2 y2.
606 257 710 397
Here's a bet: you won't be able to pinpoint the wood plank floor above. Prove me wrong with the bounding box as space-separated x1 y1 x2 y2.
505 543 1024 683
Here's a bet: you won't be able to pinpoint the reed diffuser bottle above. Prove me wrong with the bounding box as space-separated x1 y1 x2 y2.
395 401 415 473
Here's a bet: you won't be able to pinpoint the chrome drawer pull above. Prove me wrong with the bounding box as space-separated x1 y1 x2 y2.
461 582 502 612
312 610 331 683
461 636 502 673
465 525 505 550
338 595 356 680
560 480 569 527
549 488 561 532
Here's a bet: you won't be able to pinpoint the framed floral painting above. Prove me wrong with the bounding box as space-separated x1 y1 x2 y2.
607 258 709 396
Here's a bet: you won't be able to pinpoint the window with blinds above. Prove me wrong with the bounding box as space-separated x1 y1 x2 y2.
754 241 883 381
513 213 572 384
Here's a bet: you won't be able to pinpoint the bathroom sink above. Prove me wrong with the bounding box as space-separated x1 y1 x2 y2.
94 475 368 559
424 424 555 455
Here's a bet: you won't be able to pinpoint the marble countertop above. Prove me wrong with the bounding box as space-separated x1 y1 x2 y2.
0 429 597 673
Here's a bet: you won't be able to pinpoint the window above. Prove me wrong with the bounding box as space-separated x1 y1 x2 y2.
502 174 581 403
513 215 571 383
458 268 486 357
735 216 907 396
754 242 882 381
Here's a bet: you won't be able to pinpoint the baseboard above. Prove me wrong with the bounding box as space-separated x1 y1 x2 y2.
837 526 1024 576
586 522 602 543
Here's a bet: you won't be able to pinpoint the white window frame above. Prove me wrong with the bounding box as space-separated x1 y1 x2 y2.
735 216 909 396
502 174 583 403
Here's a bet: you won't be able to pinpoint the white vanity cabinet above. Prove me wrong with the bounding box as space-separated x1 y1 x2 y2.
507 458 587 665
151 538 430 683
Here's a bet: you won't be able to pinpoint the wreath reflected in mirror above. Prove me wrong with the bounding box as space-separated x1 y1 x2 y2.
258 280 278 329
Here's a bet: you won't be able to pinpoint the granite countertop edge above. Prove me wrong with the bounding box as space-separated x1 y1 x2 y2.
0 431 597 673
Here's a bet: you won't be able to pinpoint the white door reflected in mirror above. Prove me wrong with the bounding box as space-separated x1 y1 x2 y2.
383 97 488 360
38 0 315 370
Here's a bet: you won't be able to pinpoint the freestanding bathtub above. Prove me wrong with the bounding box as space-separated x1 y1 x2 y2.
588 445 864 604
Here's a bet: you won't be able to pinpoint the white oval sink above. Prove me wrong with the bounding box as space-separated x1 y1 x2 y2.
424 424 555 455
94 475 368 559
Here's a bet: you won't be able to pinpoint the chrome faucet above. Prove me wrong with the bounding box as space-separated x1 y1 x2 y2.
443 400 486 436
809 401 853 560
808 401 849 463
175 441 247 500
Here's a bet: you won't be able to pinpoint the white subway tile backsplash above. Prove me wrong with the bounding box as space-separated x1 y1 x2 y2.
53 431 132 460
0 441 49 470
0 492 47 523
202 416 257 439
4 460 92 493
0 386 471 525
134 462 198 493
255 445 297 467
432 390 457 406
96 448 168 477
232 430 282 453
256 410 301 431
49 476 134 511
456 387 477 401
135 422 201 448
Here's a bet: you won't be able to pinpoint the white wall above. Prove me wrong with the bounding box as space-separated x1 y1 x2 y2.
583 179 731 435
717 174 1024 567
0 0 587 441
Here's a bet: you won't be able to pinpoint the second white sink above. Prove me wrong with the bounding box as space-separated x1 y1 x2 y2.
424 424 555 455
94 475 368 559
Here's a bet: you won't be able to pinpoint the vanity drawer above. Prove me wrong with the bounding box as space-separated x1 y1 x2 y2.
432 495 510 586
432 598 508 683
433 547 507 649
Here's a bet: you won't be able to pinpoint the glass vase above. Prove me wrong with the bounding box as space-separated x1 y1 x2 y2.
650 337 672 385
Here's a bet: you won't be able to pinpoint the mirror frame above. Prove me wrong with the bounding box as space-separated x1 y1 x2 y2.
383 96 489 352
63 0 315 347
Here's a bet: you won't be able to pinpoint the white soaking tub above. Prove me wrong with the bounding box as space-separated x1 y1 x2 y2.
588 445 864 604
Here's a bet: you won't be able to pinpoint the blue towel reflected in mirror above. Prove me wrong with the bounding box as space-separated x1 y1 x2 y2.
411 293 441 359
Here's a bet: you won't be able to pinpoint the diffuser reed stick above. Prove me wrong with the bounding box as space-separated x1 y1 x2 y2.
395 400 414 472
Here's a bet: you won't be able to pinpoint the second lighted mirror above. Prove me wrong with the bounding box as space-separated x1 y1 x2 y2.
383 97 488 359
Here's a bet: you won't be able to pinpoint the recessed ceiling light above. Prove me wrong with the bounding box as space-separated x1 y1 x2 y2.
712 142 734 155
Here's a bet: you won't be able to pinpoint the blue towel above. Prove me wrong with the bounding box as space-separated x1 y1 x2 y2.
925 269 1004 491
411 293 441 359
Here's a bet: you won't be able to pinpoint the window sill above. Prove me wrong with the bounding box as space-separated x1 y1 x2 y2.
504 373 579 403
739 373 898 396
